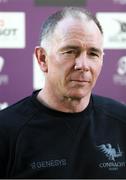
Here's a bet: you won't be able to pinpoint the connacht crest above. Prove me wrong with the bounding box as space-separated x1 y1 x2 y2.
97 143 123 161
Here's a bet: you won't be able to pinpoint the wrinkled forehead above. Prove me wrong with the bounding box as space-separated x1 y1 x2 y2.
52 17 103 48
55 17 100 33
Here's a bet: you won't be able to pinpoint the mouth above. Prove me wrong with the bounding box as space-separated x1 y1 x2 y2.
71 79 90 83
71 80 90 85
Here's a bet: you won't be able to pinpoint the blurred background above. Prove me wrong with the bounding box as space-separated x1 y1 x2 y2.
0 0 126 110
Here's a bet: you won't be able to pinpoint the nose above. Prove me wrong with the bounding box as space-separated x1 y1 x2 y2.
74 52 89 72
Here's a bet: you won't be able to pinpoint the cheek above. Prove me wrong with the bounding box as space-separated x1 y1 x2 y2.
97 65 102 76
47 54 75 83
47 62 64 82
93 63 103 80
47 56 59 74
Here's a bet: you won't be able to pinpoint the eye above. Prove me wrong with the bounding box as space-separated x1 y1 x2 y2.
61 49 79 58
88 51 100 58
64 49 77 54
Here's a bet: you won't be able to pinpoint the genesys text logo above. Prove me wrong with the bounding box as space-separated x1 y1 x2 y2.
0 56 9 86
96 13 126 49
30 159 67 169
0 12 25 48
33 54 45 90
113 56 126 86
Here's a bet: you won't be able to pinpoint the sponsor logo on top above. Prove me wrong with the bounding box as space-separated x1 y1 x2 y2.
96 12 126 49
0 12 25 48
34 0 86 6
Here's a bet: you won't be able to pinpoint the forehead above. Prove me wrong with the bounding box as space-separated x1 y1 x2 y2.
53 17 103 48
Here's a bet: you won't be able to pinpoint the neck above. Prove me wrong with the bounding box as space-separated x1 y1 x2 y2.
37 89 91 113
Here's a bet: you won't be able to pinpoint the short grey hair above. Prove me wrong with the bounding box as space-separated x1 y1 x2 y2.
39 7 103 47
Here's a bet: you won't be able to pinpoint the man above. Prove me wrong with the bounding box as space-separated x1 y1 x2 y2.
0 7 126 178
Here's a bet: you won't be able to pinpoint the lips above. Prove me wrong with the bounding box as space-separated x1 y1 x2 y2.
70 73 91 83
71 78 90 82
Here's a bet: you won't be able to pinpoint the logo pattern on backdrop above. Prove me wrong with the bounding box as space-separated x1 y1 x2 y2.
113 0 126 4
113 56 126 86
96 13 126 49
0 12 25 48
0 56 9 86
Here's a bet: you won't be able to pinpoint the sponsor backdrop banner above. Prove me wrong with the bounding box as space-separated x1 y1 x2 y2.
0 0 126 110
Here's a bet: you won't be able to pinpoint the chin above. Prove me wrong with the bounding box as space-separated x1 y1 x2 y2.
64 87 91 99
68 92 90 100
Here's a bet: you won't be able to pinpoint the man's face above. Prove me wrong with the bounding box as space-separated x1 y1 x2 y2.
44 18 104 100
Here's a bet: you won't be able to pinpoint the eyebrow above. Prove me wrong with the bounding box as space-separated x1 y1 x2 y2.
59 45 103 55
59 45 80 51
89 47 103 55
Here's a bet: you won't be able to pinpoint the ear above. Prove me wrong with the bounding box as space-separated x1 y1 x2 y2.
34 46 48 72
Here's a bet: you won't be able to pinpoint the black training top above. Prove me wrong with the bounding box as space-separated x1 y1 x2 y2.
0 90 126 178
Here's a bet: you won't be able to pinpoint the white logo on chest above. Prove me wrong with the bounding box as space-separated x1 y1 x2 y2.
97 143 123 161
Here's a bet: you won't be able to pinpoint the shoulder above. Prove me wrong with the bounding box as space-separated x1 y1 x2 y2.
92 94 126 121
0 94 38 128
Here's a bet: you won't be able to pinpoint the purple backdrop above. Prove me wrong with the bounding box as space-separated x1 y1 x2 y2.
0 0 126 110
